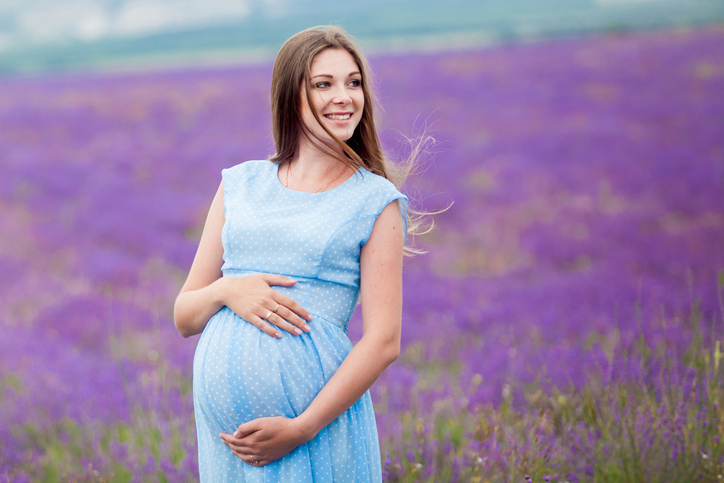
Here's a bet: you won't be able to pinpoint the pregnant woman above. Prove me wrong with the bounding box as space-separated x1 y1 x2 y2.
174 25 423 482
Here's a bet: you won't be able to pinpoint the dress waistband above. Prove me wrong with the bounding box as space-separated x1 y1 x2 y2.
222 269 358 330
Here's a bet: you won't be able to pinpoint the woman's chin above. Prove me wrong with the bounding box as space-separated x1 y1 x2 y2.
333 128 356 142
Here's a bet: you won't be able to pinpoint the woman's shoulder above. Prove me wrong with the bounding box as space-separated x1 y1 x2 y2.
355 167 406 200
222 160 275 178
221 160 277 197
352 167 409 245
221 160 278 188
352 167 408 226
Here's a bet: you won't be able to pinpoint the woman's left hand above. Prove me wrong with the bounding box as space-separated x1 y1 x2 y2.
219 416 311 467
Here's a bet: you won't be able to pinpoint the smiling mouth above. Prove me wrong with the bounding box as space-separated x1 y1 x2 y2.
324 113 352 121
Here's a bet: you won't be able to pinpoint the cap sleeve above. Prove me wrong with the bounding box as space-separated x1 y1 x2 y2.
385 192 409 246
360 178 409 247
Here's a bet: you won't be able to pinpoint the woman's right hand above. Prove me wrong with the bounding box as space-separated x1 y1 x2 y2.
217 274 313 338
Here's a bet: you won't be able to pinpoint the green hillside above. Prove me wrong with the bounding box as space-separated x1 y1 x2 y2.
2 0 724 74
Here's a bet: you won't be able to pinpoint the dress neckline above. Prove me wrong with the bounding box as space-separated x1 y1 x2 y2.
273 161 360 195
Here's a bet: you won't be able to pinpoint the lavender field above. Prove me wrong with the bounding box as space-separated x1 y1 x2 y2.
1 26 723 482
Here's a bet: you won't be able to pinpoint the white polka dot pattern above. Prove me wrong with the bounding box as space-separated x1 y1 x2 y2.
193 160 408 482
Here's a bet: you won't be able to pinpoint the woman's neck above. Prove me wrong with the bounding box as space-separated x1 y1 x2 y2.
285 140 352 193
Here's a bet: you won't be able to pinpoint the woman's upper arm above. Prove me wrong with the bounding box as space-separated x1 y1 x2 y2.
359 199 405 353
180 181 226 293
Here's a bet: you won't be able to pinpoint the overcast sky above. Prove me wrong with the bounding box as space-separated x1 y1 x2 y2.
0 0 291 50
1 0 675 51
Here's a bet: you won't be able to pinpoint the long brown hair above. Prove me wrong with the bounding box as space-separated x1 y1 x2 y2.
269 26 436 253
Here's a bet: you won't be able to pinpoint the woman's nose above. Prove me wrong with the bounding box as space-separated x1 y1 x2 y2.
332 89 351 105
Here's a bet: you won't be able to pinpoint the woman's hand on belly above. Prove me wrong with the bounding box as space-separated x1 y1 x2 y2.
219 274 314 338
219 416 311 466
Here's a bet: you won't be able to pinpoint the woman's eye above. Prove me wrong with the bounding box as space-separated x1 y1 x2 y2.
349 79 361 87
314 82 330 89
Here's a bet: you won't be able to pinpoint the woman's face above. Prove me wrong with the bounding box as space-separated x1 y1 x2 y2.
300 48 364 145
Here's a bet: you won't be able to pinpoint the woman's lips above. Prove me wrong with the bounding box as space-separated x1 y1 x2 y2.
324 113 352 121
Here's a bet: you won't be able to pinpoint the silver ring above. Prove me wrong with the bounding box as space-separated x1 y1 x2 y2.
265 311 273 320
273 304 280 313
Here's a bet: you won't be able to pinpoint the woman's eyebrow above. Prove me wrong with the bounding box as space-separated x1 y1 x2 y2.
312 71 361 79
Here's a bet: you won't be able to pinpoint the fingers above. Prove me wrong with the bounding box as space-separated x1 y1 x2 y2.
265 308 313 335
220 433 251 450
265 311 304 335
220 432 267 466
234 421 260 439
273 294 313 321
261 274 298 287
233 428 253 439
260 300 312 336
245 454 265 466
249 315 282 339
228 274 313 338
247 309 307 339
276 305 312 332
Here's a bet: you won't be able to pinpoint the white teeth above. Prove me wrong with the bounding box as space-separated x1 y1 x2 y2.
325 113 351 120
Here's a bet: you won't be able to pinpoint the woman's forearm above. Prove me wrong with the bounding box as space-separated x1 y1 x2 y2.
173 277 226 338
294 331 400 440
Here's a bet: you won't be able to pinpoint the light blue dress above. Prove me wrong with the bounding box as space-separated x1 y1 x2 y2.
193 160 408 482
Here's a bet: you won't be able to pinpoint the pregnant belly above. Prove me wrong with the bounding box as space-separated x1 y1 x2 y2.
192 306 353 428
